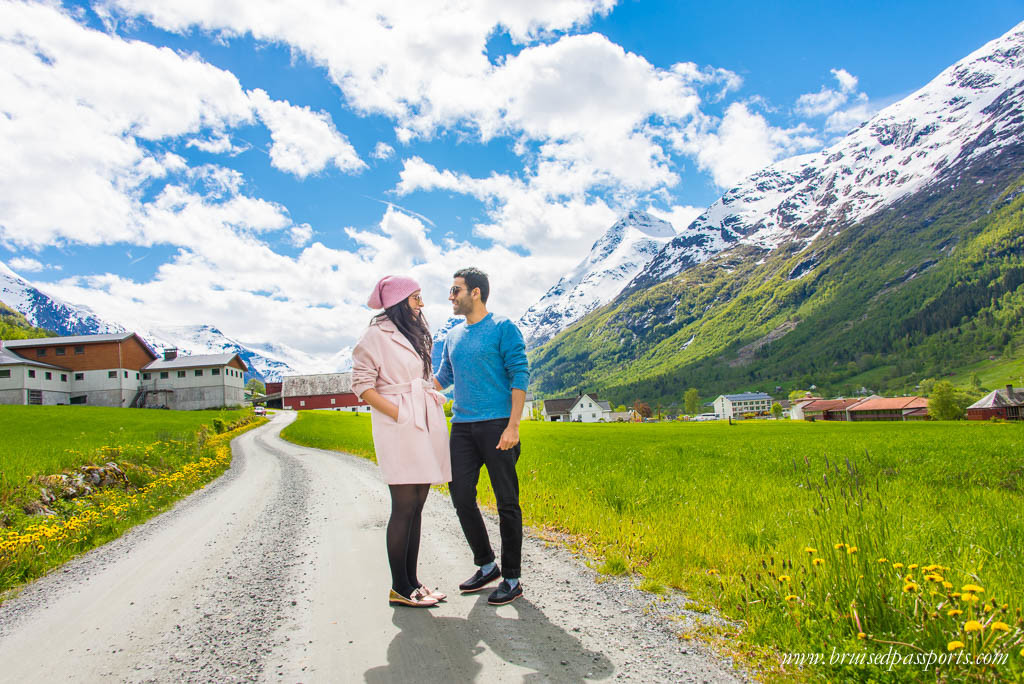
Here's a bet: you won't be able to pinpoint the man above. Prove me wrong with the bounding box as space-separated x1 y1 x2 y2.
434 267 529 605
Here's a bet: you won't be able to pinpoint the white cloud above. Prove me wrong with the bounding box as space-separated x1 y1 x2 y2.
248 89 365 178
288 223 314 248
825 102 874 133
7 257 45 272
372 142 395 160
674 103 821 188
186 133 247 155
646 205 702 231
0 2 364 251
795 67 863 117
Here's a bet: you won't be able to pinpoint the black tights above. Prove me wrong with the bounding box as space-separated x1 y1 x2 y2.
387 483 430 598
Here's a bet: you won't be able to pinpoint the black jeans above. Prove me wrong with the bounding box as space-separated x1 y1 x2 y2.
449 418 522 579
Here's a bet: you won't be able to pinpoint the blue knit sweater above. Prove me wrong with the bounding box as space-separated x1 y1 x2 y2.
435 313 529 423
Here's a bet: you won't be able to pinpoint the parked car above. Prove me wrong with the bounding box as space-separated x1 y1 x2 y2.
254 405 266 416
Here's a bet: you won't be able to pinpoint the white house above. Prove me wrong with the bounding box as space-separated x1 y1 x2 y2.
521 392 536 420
1 333 158 407
139 350 247 410
0 346 74 405
712 392 773 419
569 393 612 423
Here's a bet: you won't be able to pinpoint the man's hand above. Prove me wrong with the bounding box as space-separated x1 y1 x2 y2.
497 424 520 451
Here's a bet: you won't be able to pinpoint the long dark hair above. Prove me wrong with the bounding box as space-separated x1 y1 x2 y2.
374 300 432 378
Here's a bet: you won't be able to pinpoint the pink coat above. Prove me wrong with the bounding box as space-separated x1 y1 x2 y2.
350 318 451 485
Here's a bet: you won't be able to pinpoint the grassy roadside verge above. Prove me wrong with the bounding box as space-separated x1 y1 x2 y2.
281 411 1024 681
0 408 267 599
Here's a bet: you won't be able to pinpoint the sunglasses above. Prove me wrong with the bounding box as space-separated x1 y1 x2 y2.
449 286 463 296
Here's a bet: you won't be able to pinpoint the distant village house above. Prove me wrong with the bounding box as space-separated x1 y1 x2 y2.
281 372 369 412
967 385 1023 420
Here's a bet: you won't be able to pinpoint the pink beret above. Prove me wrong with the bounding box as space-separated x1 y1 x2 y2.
368 275 420 310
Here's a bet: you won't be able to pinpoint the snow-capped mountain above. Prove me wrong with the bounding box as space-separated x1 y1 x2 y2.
517 210 677 347
632 20 1024 289
1 261 126 336
0 262 301 381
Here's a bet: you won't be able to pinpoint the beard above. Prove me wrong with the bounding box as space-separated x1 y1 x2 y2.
452 296 472 316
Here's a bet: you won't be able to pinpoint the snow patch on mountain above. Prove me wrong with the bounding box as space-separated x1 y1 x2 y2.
517 210 677 347
634 20 1024 288
1 261 303 381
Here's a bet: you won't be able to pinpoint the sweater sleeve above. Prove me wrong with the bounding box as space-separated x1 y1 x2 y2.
350 329 380 399
434 334 453 389
499 320 529 391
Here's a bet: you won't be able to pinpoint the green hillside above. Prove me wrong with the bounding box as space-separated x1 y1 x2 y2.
530 161 1024 407
0 302 53 341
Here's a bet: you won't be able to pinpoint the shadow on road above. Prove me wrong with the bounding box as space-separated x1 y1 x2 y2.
364 594 614 682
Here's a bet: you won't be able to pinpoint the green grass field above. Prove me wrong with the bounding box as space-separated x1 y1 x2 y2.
283 412 1024 681
0 405 252 487
0 405 262 597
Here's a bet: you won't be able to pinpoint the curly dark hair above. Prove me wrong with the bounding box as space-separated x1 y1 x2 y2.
374 299 433 378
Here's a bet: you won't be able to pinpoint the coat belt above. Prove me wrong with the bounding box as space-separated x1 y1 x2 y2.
376 379 446 432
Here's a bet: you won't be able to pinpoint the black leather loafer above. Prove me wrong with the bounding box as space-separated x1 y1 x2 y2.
487 580 523 605
459 565 501 593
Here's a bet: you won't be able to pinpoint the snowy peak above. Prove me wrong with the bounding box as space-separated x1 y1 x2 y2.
518 211 677 347
632 20 1024 289
0 261 301 382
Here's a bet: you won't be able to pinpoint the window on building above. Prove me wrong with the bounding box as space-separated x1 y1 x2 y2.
28 369 36 378
195 369 203 377
331 398 336 405
0 369 9 379
74 345 85 354
160 372 169 379
45 371 52 380
177 371 186 378
74 372 84 381
143 373 150 380
61 374 67 382
300 400 306 407
124 371 128 378
135 373 139 379
56 347 66 356
212 368 220 376
36 349 46 357
108 371 117 378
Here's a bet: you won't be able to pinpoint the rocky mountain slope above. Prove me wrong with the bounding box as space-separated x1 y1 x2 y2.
517 211 676 347
530 21 1024 404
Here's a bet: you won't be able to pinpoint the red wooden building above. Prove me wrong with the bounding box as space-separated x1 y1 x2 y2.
281 372 368 412
967 385 1023 421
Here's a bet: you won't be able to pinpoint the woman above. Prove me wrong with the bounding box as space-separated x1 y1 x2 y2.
351 275 451 608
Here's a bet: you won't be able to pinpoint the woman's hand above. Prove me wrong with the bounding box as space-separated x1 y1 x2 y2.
360 389 400 421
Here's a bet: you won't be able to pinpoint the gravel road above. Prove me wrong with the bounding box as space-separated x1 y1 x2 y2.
0 412 743 683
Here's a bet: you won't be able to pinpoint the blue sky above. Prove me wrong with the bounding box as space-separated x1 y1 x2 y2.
0 0 1021 364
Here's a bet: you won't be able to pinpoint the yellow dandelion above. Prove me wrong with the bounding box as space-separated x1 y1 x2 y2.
706 569 719 575
948 641 965 651
857 632 866 639
784 595 799 602
908 564 919 570
991 621 1010 632
903 582 919 593
779 575 791 582
878 558 888 564
984 604 993 613
804 547 817 554
942 581 953 589
834 543 846 550
847 546 858 554
962 584 984 594
813 558 825 566
951 592 962 599
962 593 980 604
948 609 964 617
893 562 904 569
964 621 983 632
